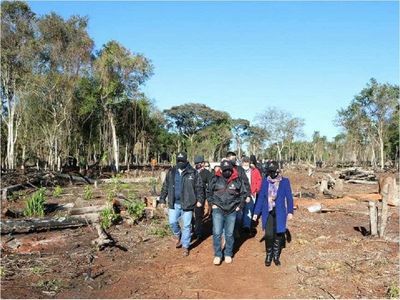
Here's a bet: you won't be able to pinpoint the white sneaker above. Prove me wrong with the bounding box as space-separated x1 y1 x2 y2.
213 257 221 265
225 256 232 264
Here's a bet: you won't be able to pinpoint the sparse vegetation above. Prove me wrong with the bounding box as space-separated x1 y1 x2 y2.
149 221 171 237
126 199 146 223
100 205 121 229
53 185 63 197
83 185 93 200
24 188 46 217
387 283 400 299
37 279 63 292
31 266 46 275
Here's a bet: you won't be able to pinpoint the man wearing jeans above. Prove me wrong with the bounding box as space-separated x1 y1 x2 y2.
159 152 204 256
207 160 248 265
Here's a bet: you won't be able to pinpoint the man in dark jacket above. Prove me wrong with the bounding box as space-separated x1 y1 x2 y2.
192 155 213 240
226 151 251 236
208 160 248 265
159 152 204 256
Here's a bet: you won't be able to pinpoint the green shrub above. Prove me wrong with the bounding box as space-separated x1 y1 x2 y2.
127 200 146 223
53 185 63 198
24 188 46 217
99 206 121 229
37 279 62 292
83 185 93 201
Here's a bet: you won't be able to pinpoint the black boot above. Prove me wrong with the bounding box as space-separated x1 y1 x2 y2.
265 246 273 267
264 238 273 267
273 236 282 266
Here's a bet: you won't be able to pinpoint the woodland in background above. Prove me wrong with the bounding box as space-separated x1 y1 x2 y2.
1 1 399 172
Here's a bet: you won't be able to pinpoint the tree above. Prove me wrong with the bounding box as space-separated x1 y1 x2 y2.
164 103 231 160
1 1 36 169
246 125 268 158
231 118 249 158
94 40 153 171
256 107 304 162
336 78 399 168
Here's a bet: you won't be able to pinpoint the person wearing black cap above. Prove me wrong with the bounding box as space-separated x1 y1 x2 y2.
159 152 204 256
192 154 212 240
253 160 294 267
208 160 248 265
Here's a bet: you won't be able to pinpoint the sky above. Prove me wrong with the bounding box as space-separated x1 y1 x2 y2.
29 1 399 141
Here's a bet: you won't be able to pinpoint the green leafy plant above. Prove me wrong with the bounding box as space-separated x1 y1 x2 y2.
24 188 46 217
53 185 63 198
83 185 93 200
126 199 146 223
387 283 400 299
99 206 121 229
106 175 123 201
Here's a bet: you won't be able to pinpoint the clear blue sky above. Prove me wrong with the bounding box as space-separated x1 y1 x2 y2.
29 1 399 140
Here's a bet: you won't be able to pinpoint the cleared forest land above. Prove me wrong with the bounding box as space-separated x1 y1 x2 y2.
1 166 398 299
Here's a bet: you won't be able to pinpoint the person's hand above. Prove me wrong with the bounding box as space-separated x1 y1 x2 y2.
196 201 202 207
245 197 251 203
287 213 293 220
235 206 240 212
212 205 218 209
159 203 165 209
252 215 258 221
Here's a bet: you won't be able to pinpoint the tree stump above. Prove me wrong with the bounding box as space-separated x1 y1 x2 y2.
368 201 378 236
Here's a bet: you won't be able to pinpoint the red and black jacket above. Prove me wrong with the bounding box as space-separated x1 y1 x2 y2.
207 168 248 214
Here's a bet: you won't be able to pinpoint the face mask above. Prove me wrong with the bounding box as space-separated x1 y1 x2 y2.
230 159 237 166
268 171 278 179
243 165 250 171
223 170 232 178
177 162 187 170
195 164 202 170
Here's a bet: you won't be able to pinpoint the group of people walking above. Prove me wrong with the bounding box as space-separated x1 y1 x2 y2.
159 151 294 267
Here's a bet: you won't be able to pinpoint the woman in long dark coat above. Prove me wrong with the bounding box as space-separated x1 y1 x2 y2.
253 161 294 267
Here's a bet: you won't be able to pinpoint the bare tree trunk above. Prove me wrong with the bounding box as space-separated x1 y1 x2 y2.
108 111 119 172
378 132 384 170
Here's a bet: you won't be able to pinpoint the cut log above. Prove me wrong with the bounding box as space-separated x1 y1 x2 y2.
346 180 377 185
56 173 95 184
319 180 328 193
69 205 106 215
99 177 156 184
0 215 97 234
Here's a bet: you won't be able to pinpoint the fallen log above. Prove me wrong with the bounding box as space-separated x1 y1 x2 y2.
99 177 156 184
346 180 377 185
56 173 95 184
0 214 98 234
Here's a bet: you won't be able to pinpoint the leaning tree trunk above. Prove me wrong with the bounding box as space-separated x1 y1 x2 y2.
108 111 119 172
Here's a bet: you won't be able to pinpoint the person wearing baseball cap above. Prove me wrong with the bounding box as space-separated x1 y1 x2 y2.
207 159 248 265
159 152 205 256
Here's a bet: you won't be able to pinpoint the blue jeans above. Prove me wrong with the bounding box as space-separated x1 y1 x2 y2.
212 207 237 258
168 203 193 249
242 195 255 229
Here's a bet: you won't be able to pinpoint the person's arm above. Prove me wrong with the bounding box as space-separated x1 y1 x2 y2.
286 178 294 218
159 170 170 205
195 172 205 205
253 168 262 195
207 177 216 206
253 179 266 219
238 177 248 210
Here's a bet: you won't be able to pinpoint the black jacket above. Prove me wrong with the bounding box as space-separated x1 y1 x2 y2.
199 168 212 199
159 164 205 210
207 168 248 214
236 165 251 198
